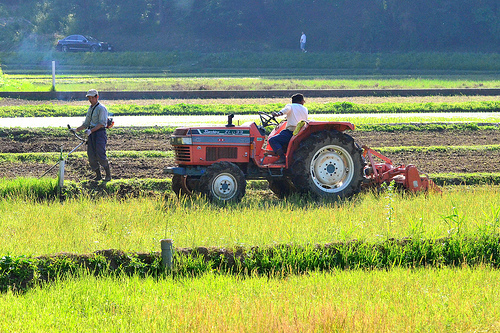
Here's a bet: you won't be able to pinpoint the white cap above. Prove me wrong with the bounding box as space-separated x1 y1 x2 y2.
85 89 98 97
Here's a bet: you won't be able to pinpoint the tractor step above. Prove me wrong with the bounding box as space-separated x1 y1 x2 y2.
265 166 285 177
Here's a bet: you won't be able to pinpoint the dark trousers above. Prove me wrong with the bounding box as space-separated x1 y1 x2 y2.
87 129 109 171
268 129 293 154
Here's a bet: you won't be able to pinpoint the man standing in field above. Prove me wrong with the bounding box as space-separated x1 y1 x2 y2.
268 93 308 164
73 89 111 181
300 32 307 52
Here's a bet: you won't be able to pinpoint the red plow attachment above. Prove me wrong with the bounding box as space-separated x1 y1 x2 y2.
361 145 441 193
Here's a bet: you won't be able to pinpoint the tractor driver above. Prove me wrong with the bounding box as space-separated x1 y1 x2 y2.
268 93 308 164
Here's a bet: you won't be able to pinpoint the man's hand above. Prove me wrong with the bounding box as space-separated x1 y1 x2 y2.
84 129 91 137
271 112 279 117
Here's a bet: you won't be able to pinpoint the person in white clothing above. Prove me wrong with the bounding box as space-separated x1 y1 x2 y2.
300 32 307 52
268 93 308 164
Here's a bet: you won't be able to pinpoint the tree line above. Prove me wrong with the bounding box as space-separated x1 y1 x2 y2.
1 0 499 52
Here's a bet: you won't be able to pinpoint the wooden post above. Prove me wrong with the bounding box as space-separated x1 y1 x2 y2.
161 239 173 273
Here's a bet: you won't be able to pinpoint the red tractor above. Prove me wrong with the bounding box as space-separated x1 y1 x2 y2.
165 112 439 203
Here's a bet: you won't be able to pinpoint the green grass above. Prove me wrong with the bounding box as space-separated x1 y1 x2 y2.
4 51 500 75
1 268 499 332
1 185 499 256
1 174 500 202
0 177 58 200
0 151 173 164
5 75 500 91
0 127 175 140
319 113 500 125
2 101 500 118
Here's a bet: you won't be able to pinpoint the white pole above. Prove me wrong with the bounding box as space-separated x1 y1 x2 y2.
58 159 65 195
52 61 56 91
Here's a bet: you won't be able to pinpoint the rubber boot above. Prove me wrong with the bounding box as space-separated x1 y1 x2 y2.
104 166 112 182
273 148 286 164
93 168 102 181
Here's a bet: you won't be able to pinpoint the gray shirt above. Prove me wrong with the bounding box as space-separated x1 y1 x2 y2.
82 102 108 128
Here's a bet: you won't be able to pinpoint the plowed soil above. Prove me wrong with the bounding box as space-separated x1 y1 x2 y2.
1 129 499 181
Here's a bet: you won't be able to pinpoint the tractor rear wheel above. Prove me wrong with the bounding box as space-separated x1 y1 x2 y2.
290 130 364 200
199 161 246 203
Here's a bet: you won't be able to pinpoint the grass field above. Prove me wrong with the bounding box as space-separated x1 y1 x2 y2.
1 183 500 330
1 185 499 255
1 267 500 332
4 75 500 92
2 70 500 330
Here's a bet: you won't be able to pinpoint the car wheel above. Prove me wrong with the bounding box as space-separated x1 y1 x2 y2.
90 45 99 52
62 46 69 52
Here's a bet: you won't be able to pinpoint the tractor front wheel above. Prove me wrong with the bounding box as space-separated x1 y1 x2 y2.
199 161 246 203
290 130 364 200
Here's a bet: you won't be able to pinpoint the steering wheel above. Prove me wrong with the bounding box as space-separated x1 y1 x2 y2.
258 112 280 128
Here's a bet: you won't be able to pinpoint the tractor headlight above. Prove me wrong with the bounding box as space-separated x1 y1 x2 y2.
171 136 192 145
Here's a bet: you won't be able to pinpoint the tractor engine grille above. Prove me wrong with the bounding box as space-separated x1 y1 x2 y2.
206 147 237 161
174 146 191 162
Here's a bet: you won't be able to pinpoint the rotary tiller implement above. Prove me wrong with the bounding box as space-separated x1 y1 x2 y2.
361 145 441 193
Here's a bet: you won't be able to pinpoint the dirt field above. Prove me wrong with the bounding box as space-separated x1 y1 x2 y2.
1 129 499 181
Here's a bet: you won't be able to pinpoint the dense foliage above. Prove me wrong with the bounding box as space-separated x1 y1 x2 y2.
3 236 500 292
1 0 499 52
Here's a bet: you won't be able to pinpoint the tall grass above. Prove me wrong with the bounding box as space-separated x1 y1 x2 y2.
5 75 500 91
1 268 499 332
1 186 499 256
0 177 57 200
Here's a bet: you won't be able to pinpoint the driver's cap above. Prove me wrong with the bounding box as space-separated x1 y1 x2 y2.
85 89 98 97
